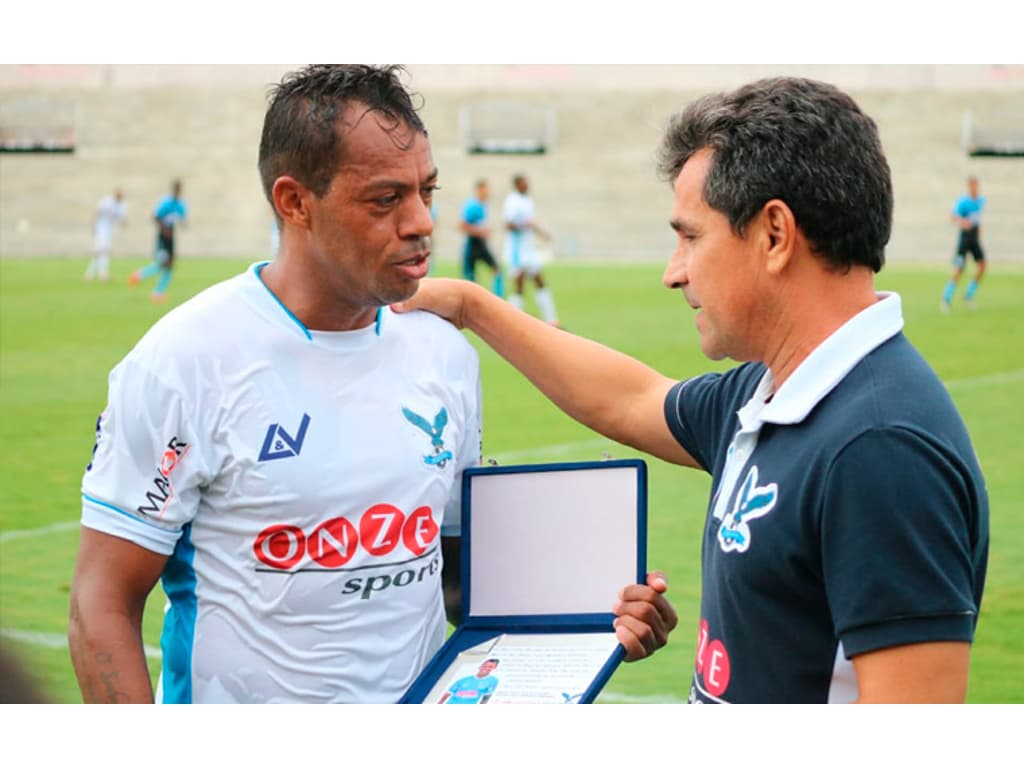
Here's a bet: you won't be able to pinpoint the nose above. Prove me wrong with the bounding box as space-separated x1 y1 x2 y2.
662 246 688 290
399 196 434 240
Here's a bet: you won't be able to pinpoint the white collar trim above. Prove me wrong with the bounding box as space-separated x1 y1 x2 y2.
739 292 904 431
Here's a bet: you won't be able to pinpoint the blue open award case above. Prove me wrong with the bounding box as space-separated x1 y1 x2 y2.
400 458 647 704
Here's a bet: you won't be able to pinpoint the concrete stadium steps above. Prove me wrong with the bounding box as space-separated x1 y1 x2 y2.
2 73 1021 266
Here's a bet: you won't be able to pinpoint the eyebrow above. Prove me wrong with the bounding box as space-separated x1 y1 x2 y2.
670 218 696 234
362 167 439 193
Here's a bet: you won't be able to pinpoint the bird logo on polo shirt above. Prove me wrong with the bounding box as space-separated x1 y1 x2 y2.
717 465 777 553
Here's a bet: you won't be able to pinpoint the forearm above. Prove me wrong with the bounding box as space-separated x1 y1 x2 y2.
68 598 154 703
462 284 689 463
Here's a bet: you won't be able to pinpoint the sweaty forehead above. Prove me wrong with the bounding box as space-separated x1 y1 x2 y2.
336 113 434 181
339 104 424 147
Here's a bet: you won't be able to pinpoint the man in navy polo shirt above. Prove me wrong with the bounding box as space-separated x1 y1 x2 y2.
396 77 989 703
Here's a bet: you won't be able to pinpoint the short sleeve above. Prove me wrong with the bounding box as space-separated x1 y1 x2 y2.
822 427 984 657
462 201 484 225
664 364 764 474
81 356 214 555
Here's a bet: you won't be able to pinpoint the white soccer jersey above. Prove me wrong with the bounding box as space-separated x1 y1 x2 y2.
502 191 541 276
93 195 126 251
81 262 482 703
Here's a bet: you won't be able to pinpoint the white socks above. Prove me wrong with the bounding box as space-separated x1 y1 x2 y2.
84 252 111 281
508 289 558 324
535 288 558 324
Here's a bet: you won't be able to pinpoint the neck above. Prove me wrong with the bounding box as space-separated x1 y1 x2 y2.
260 249 377 332
762 263 878 391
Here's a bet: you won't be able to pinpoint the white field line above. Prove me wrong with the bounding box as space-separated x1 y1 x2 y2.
487 437 616 464
1 627 162 659
2 366 1020 547
0 520 79 544
943 368 1024 392
596 690 688 704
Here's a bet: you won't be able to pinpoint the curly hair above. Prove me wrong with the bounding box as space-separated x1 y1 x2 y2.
258 64 426 210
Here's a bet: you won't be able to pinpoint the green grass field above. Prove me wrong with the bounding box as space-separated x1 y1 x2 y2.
1 255 1022 703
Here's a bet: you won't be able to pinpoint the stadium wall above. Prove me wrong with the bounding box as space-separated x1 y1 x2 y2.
1 65 1021 265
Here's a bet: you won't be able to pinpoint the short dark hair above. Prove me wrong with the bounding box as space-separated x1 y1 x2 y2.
258 64 426 212
657 77 893 273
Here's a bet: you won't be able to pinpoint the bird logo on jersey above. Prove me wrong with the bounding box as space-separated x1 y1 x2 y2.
717 465 777 553
402 406 454 469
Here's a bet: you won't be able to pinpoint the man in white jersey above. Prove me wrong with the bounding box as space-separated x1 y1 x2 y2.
83 188 127 282
68 64 676 704
503 174 560 327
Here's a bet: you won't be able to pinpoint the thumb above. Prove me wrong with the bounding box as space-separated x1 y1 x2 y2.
647 571 669 592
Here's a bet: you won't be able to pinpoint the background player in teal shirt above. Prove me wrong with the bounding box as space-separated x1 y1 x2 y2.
941 175 986 312
459 179 504 296
129 179 188 302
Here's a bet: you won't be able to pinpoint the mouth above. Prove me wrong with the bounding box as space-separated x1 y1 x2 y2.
394 251 431 280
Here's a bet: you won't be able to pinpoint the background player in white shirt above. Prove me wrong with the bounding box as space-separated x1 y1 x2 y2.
503 174 560 327
68 64 677 704
83 188 126 282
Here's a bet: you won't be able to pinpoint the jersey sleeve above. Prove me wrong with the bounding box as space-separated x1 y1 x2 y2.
81 356 215 555
821 426 986 658
502 195 521 225
441 345 482 537
462 200 484 225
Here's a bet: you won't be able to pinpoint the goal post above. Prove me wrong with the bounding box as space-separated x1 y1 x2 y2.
459 102 557 155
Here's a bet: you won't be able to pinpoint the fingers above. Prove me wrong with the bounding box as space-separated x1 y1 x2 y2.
390 278 466 328
612 573 679 662
614 615 656 662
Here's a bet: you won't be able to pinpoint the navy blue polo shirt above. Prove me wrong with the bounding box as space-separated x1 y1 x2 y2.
665 294 989 703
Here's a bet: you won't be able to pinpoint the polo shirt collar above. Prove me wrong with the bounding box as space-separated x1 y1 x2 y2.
738 292 904 431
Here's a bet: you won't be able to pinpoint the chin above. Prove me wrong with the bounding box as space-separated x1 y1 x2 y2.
383 283 419 306
699 341 728 362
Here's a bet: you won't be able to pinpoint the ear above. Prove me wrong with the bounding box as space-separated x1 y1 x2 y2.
759 199 797 276
272 176 313 230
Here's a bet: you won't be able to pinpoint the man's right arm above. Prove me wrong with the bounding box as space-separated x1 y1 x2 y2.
396 279 698 467
68 527 169 703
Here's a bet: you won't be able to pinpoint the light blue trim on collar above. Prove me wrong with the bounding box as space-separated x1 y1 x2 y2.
374 306 383 336
252 261 312 341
